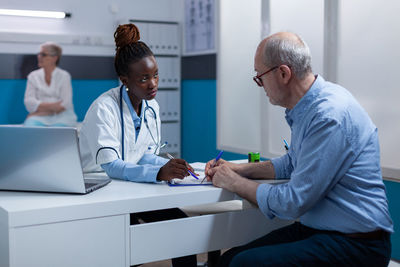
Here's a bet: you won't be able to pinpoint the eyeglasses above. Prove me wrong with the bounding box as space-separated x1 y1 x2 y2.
253 66 278 87
37 52 54 57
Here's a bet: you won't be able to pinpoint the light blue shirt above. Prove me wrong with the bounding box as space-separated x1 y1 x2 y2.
101 89 168 183
256 75 393 234
122 89 142 141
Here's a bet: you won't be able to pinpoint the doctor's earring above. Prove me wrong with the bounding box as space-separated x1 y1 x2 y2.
125 87 129 92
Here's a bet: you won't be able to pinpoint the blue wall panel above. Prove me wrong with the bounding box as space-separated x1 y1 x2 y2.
384 180 400 260
72 80 119 121
0 79 118 124
181 80 245 162
0 80 28 124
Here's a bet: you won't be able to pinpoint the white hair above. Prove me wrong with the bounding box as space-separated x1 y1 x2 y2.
263 33 312 79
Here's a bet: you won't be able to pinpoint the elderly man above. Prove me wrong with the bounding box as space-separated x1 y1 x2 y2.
206 32 393 267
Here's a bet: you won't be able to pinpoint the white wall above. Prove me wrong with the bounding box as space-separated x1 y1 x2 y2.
262 0 324 157
336 0 400 177
217 0 263 154
0 0 183 56
217 0 324 157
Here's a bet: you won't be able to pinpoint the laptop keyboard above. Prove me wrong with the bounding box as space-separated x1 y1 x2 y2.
85 182 98 189
84 178 111 193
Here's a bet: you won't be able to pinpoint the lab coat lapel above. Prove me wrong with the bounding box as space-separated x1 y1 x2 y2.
121 97 140 163
125 100 149 164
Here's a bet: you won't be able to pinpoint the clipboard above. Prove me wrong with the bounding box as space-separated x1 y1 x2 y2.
168 178 213 186
167 168 213 186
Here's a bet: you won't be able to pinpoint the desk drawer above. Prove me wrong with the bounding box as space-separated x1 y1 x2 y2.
130 208 291 265
10 215 127 267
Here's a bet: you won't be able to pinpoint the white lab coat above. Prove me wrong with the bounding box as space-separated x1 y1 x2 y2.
24 67 77 126
79 86 162 173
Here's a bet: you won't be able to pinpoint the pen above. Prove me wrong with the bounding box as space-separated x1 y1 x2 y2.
160 141 168 149
165 152 199 180
283 139 290 151
201 150 224 184
215 150 224 162
152 141 168 152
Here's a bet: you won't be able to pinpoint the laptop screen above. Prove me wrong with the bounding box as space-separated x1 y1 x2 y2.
0 126 88 193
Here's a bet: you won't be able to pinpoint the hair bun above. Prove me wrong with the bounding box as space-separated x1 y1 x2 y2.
114 23 141 51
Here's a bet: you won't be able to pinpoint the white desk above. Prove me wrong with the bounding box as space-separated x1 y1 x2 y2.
0 176 291 267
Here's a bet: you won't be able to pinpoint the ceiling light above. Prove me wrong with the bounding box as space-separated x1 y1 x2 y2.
0 8 71 19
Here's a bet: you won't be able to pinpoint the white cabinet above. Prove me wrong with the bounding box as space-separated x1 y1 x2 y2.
161 122 180 155
156 90 180 121
130 20 181 157
9 215 128 267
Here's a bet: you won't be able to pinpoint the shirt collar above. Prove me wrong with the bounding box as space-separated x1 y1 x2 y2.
122 88 144 122
285 75 325 126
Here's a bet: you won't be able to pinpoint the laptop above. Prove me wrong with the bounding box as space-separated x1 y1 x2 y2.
0 126 111 194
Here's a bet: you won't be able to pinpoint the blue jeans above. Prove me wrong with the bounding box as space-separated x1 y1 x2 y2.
219 222 391 267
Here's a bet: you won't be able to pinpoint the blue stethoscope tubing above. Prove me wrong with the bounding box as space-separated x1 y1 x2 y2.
119 85 160 160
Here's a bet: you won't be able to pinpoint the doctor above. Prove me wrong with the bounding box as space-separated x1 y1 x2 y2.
79 23 197 267
79 23 190 182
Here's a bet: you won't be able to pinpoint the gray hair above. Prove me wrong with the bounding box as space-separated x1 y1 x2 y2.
263 33 312 80
40 42 62 65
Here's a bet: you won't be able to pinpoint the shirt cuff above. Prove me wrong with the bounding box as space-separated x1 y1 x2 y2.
26 101 40 113
131 165 161 183
157 157 169 165
256 183 275 219
270 154 290 179
139 153 169 166
101 159 162 183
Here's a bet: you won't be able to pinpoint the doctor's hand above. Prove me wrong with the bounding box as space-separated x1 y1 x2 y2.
186 163 199 176
157 159 190 181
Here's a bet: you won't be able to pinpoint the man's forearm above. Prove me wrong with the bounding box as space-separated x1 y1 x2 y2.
231 177 260 206
235 161 275 180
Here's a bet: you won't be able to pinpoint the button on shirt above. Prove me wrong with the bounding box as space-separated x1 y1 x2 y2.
256 75 393 234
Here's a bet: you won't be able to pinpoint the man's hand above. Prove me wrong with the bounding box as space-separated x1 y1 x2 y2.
208 165 243 192
209 164 260 205
205 158 237 180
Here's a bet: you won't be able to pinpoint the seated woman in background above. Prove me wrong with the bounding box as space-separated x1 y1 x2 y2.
23 42 77 126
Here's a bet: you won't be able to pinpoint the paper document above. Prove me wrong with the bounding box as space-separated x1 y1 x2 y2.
189 162 206 171
168 171 213 186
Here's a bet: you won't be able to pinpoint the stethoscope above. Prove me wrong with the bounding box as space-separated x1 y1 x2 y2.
119 85 161 159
